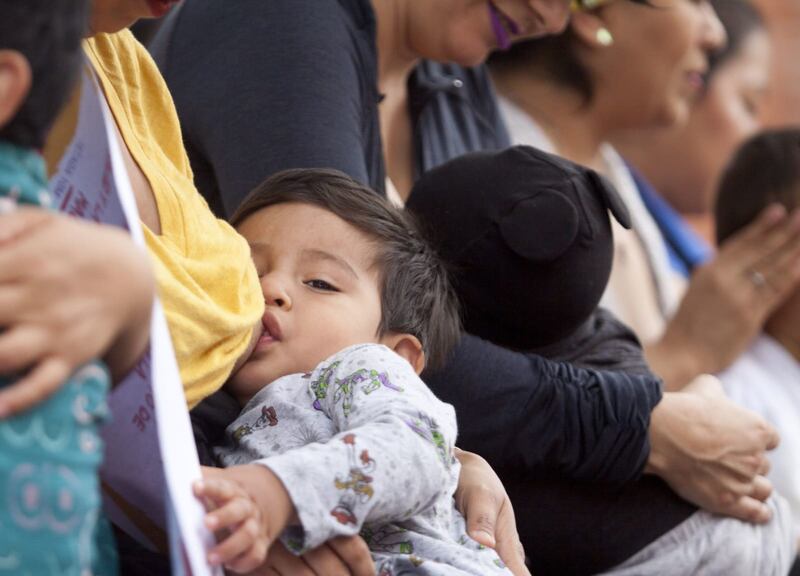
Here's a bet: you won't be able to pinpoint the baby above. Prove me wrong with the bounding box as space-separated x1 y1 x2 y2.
195 168 512 575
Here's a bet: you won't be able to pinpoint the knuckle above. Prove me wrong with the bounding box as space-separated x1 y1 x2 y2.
244 519 259 539
718 490 738 508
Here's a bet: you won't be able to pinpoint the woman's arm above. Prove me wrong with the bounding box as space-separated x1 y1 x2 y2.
152 0 383 217
427 334 778 524
425 333 661 484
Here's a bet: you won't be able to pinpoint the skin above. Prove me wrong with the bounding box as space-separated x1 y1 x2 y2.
373 0 572 198
491 0 788 525
617 28 772 217
228 203 423 402
751 0 800 126
0 49 154 416
82 2 532 573
199 204 527 575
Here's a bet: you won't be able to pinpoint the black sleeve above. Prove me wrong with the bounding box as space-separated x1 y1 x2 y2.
151 0 382 217
424 334 663 484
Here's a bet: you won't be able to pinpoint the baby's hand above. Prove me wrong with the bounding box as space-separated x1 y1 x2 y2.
195 465 296 574
194 473 269 573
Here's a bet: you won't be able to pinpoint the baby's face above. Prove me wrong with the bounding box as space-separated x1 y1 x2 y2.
229 202 386 401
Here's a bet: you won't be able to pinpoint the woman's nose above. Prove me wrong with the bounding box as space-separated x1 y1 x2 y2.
533 0 571 36
699 1 727 53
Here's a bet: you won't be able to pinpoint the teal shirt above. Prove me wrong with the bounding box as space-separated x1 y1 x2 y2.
0 141 117 575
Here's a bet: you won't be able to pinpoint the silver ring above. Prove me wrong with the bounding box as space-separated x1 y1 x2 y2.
749 270 767 288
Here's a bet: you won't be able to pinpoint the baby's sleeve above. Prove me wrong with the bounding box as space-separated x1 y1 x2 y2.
256 344 458 553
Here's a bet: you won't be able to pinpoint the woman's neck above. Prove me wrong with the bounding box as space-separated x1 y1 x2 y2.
371 0 419 89
492 69 610 172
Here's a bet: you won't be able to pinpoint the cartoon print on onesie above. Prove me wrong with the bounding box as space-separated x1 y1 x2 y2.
405 412 450 466
312 362 403 415
330 433 376 526
231 405 278 444
361 524 414 554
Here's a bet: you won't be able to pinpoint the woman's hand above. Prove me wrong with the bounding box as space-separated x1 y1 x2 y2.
647 375 778 523
0 208 153 416
243 536 375 576
648 205 800 389
454 449 530 576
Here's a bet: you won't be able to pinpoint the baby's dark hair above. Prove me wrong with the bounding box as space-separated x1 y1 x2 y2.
230 168 462 369
0 0 89 148
716 128 800 244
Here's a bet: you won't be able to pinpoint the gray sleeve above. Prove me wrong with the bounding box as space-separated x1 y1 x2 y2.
153 0 375 216
258 345 458 553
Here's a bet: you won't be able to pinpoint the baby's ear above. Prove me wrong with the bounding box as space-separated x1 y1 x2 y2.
499 190 579 262
0 50 31 130
382 333 425 375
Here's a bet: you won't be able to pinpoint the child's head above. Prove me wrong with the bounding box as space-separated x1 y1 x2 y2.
407 145 630 350
0 0 89 148
227 168 460 400
716 128 800 245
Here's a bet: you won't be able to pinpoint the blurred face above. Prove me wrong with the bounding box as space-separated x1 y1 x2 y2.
683 30 771 212
407 0 571 67
90 0 180 34
596 0 726 129
229 203 388 401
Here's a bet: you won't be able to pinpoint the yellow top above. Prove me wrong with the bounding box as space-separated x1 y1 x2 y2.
84 30 264 408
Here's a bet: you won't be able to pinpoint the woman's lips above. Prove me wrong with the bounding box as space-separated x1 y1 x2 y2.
146 0 180 19
489 2 521 51
686 70 706 91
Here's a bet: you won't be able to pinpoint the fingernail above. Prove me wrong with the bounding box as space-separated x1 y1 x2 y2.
208 553 220 565
470 529 496 547
766 204 787 222
206 516 218 529
193 480 204 494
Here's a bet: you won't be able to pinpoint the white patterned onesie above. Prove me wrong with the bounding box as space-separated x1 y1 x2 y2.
215 344 511 575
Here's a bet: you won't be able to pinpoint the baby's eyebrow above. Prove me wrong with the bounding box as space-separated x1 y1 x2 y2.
300 248 360 280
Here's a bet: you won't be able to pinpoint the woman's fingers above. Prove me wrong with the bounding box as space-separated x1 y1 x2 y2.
725 494 773 525
327 536 375 576
719 204 788 257
0 208 53 246
0 356 71 417
261 542 314 576
750 233 800 302
0 325 48 376
749 474 773 503
722 208 800 272
301 542 350 576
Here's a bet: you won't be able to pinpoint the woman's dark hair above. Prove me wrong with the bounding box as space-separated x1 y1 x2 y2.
715 128 800 245
0 0 89 149
231 168 462 369
488 0 650 104
707 0 764 80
